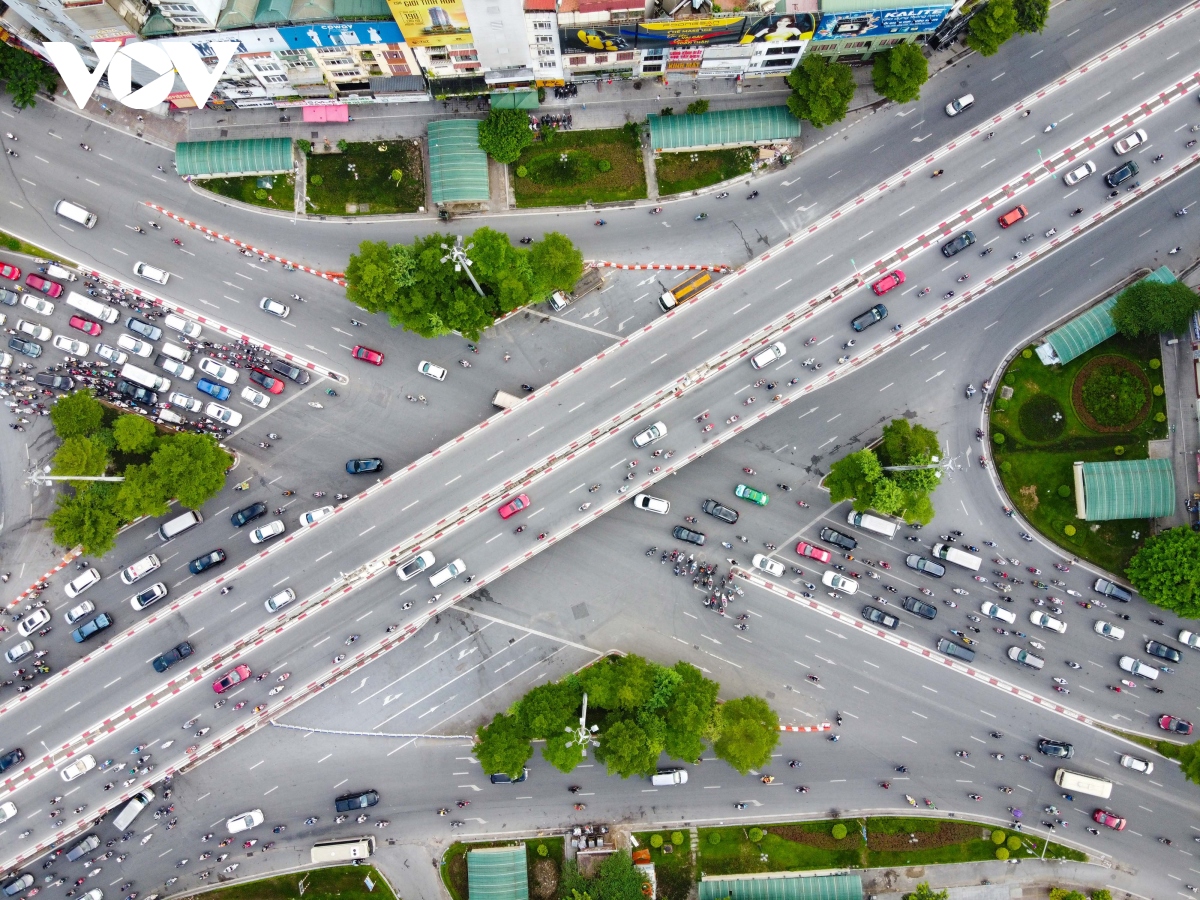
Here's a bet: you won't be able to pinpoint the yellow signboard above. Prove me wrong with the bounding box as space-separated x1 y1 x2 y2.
387 0 474 46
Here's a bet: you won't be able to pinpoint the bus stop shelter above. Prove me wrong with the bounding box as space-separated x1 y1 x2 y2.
649 106 800 152
175 138 293 178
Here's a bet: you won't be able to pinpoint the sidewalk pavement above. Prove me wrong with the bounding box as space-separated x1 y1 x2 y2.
865 856 1146 900
373 840 447 900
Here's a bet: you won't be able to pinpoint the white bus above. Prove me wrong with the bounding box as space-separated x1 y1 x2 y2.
1054 768 1113 799
66 292 120 325
932 542 982 571
120 363 170 393
311 836 375 863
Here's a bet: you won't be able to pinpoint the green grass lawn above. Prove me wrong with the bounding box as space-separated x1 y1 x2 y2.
514 127 647 207
442 840 534 900
198 174 295 212
526 837 564 900
193 865 397 900
990 333 1167 574
633 830 693 900
306 140 425 216
656 148 753 196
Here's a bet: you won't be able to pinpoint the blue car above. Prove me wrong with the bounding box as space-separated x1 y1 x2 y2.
71 612 114 643
197 377 230 401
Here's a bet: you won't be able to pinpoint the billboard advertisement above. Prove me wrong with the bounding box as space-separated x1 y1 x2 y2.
277 22 405 49
812 6 951 41
561 13 815 54
387 0 474 46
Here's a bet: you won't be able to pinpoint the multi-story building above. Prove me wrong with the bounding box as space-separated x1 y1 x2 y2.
557 0 643 81
524 0 562 85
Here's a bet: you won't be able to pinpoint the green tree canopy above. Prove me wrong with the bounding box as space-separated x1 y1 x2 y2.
879 418 942 493
477 109 534 164
580 654 657 712
685 99 710 115
542 730 586 773
1014 0 1051 33
905 885 949 900
1125 526 1200 617
48 484 121 555
871 43 929 105
50 390 105 440
662 662 719 761
1048 890 1087 900
529 232 585 296
343 240 401 318
595 717 659 778
967 0 1018 56
149 433 232 510
1111 280 1200 339
52 436 109 477
114 463 171 523
786 54 855 128
713 696 779 774
519 678 583 739
826 449 883 507
0 43 59 109
475 712 533 779
593 852 645 900
113 414 159 455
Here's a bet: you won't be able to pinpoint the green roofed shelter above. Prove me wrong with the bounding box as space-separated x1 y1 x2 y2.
428 119 490 204
467 845 528 900
699 873 862 900
1073 458 1174 521
175 138 293 178
491 90 539 110
1040 266 1178 365
649 106 800 153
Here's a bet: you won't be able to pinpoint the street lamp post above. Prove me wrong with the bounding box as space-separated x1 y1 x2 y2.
440 235 485 298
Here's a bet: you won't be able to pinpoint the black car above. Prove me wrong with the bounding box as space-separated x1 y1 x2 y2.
1145 640 1182 663
346 458 384 475
901 595 938 619
861 605 899 629
851 303 888 332
7 336 41 359
188 549 227 575
1104 160 1139 188
0 748 25 772
672 525 706 546
116 380 156 405
71 612 114 643
34 373 74 391
230 502 268 528
819 527 857 551
125 316 162 341
489 768 529 784
152 641 194 673
271 359 311 385
1037 738 1074 759
905 554 945 578
701 499 739 524
940 230 976 257
334 790 379 812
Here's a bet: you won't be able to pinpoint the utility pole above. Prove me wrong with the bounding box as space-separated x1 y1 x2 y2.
440 235 484 297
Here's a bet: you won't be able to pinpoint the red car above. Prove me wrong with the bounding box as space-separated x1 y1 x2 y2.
212 663 252 693
0 263 19 281
352 345 384 365
25 274 63 298
249 368 284 395
1159 714 1193 735
795 541 832 564
69 315 102 336
1092 809 1126 831
498 494 530 519
871 270 905 295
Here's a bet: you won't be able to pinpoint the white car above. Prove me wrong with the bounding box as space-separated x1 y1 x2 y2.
259 297 290 318
1118 655 1158 679
17 319 51 341
240 386 270 409
20 295 54 316
64 567 101 598
4 640 32 664
397 550 436 581
159 358 194 380
17 608 50 637
300 505 334 526
631 494 670 514
205 403 242 427
164 313 202 338
0 802 16 824
264 588 296 613
945 93 974 116
117 334 153 358
226 808 264 833
96 343 129 365
752 553 785 577
249 520 285 544
64 599 95 625
60 754 96 782
198 358 238 384
1119 753 1154 774
632 421 667 448
1179 629 1200 650
1094 620 1125 641
418 360 447 381
168 391 203 412
53 335 90 355
1113 128 1147 154
821 571 858 594
1062 160 1097 186
981 601 1016 624
129 581 168 611
1029 610 1067 633
750 341 786 370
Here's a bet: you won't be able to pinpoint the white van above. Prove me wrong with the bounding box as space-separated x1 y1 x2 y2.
156 408 184 426
121 363 170 393
429 558 466 588
650 768 688 786
120 554 161 585
160 341 191 363
932 543 982 571
163 313 203 339
159 510 202 541
66 292 120 325
980 601 1016 624
133 262 169 285
1007 646 1044 669
64 568 101 598
846 511 898 539
54 200 97 228
1054 768 1112 799
112 789 154 830
45 264 77 282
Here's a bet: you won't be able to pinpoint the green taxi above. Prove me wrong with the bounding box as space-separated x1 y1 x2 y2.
734 484 769 506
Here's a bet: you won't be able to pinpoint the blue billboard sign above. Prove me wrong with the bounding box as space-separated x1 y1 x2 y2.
812 6 951 41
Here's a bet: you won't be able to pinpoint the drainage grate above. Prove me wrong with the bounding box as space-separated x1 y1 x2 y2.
572 602 589 620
